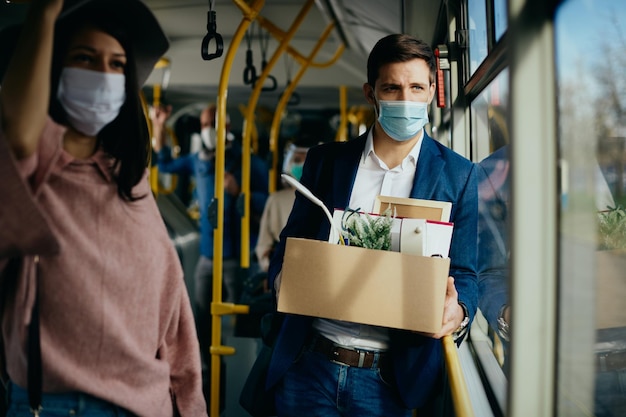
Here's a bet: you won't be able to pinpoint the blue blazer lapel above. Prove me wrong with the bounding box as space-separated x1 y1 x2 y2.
410 134 446 199
328 135 365 210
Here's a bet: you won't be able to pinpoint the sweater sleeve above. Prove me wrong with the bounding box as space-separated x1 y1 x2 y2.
160 283 208 417
0 117 59 259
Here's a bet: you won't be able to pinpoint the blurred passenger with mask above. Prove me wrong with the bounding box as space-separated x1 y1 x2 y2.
255 137 314 272
152 102 268 402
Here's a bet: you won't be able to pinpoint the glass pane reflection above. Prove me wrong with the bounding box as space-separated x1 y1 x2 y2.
556 0 626 415
468 0 488 74
473 69 511 375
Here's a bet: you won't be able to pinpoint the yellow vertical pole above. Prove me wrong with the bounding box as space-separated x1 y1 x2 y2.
268 24 344 178
269 30 334 168
240 0 316 267
209 2 264 416
335 85 348 142
139 91 159 195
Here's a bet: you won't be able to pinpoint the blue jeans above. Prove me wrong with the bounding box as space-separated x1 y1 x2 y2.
274 347 412 417
6 382 133 417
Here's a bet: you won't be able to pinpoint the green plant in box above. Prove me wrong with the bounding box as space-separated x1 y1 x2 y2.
340 208 394 250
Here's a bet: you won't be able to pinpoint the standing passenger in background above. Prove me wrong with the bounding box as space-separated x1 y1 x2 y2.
266 34 478 416
152 103 269 305
0 0 207 416
152 101 269 402
255 137 313 272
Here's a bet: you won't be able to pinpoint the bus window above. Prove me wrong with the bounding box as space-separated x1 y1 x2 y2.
471 69 509 160
556 0 626 415
468 0 488 74
473 69 511 378
493 0 507 42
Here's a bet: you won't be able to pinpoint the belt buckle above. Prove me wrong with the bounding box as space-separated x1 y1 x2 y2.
329 346 344 366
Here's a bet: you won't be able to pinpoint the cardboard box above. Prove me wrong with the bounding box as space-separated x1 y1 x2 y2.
277 237 450 333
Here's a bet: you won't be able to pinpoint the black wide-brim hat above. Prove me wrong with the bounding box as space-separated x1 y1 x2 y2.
0 0 169 86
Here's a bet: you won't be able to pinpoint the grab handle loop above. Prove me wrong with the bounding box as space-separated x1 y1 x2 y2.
259 60 278 92
201 10 224 60
243 49 257 85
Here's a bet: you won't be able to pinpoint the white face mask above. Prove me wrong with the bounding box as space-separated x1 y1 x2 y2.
201 127 217 150
57 67 126 137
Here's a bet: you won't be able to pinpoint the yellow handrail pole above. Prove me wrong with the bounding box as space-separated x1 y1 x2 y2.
147 57 175 195
237 103 261 154
153 83 161 108
442 335 475 417
269 23 342 190
240 0 316 265
139 91 160 195
334 85 348 142
209 2 263 416
255 15 344 69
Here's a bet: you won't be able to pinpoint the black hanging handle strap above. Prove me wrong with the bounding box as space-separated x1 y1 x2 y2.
201 1 224 60
243 26 257 85
257 25 277 92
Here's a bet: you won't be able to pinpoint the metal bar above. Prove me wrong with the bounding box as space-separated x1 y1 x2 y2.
443 335 476 417
241 0 315 249
268 22 341 189
209 1 265 416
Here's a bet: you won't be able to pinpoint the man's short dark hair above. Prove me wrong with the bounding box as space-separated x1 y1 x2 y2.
366 34 436 87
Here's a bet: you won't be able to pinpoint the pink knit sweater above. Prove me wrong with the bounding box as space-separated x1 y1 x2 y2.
0 117 207 416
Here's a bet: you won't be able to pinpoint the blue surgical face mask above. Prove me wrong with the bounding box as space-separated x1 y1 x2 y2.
376 99 429 142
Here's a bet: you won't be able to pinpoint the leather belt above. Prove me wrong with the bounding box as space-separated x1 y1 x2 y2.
311 335 388 369
596 350 626 372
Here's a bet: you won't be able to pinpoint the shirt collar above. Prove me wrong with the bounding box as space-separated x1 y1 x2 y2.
58 145 114 182
362 127 424 170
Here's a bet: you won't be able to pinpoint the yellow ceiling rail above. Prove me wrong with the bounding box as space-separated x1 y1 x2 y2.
255 14 345 69
268 21 342 193
154 56 171 69
240 0 316 266
442 335 475 417
208 1 263 416
151 57 171 107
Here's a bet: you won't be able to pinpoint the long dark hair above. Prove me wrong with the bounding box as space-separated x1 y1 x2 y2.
49 11 149 201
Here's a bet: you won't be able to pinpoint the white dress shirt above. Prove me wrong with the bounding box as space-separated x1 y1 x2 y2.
313 128 424 350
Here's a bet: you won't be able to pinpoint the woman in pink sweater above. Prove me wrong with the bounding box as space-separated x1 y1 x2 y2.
0 0 207 415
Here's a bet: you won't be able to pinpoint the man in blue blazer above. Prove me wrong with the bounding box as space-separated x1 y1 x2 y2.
267 34 478 416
